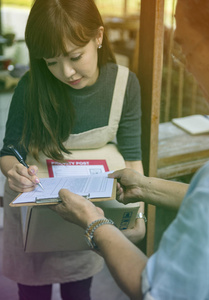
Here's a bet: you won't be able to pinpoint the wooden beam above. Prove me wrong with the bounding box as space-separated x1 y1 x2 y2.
138 0 164 256
0 0 3 55
123 0 127 15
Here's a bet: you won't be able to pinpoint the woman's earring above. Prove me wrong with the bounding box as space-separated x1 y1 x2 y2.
98 44 102 49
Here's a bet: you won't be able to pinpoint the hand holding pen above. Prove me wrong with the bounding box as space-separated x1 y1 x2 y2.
7 145 44 191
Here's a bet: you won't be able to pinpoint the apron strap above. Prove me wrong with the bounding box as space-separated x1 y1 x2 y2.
108 65 129 127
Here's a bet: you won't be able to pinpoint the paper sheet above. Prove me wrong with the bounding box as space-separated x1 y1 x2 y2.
172 114 209 135
13 175 114 204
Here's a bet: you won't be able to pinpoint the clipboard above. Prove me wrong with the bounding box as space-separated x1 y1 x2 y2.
10 178 117 207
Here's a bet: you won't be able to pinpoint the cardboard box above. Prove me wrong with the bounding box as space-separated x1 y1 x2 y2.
21 200 140 253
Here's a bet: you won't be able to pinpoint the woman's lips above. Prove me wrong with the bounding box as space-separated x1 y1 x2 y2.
68 77 82 85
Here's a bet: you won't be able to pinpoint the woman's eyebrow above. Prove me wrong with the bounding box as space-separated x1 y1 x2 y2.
65 47 81 55
43 46 82 60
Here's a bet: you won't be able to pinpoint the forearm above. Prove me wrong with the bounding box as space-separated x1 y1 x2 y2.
93 224 147 300
124 160 145 242
53 189 148 299
0 156 18 177
125 160 144 212
141 176 188 210
125 160 144 174
125 162 188 210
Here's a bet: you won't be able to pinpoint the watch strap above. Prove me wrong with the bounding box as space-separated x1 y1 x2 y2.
136 212 147 223
85 218 114 249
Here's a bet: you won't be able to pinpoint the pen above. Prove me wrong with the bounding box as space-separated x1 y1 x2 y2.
7 145 44 190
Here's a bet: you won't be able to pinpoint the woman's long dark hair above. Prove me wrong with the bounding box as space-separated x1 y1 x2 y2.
23 0 116 161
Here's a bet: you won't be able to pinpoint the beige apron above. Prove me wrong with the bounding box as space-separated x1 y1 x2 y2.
3 65 130 285
27 65 129 177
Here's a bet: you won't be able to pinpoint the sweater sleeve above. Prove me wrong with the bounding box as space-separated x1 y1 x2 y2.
116 71 142 161
0 74 28 160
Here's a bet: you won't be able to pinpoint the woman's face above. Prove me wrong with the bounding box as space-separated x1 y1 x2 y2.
44 38 101 89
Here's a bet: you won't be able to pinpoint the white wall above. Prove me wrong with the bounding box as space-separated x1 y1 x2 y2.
2 6 30 65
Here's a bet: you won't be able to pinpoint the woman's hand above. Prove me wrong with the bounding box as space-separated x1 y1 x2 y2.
7 163 41 192
0 155 41 192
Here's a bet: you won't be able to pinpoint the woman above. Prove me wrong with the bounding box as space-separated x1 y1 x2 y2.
0 0 145 299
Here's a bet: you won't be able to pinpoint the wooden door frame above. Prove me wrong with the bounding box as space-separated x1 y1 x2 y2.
138 0 165 256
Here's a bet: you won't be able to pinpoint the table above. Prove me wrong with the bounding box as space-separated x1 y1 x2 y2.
157 122 209 179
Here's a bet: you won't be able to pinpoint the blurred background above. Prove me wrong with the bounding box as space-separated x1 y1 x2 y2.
0 0 208 118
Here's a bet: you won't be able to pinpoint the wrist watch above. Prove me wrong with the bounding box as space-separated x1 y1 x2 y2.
84 232 98 249
84 218 114 249
136 212 147 223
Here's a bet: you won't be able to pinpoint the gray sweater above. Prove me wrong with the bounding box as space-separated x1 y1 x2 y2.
1 63 142 161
